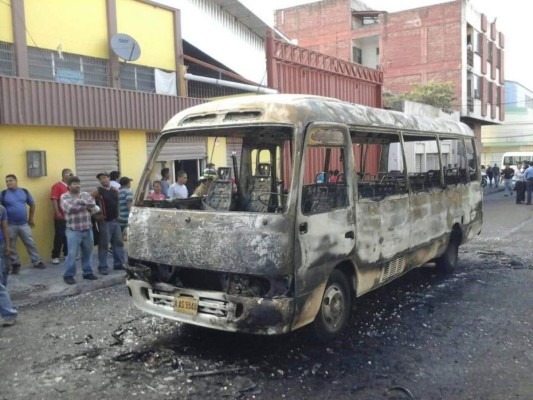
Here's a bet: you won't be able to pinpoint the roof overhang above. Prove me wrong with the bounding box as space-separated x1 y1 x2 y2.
212 0 271 39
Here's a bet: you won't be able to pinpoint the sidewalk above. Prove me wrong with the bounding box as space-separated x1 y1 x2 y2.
6 253 127 308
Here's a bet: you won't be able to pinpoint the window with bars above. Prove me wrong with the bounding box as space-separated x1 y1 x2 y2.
27 47 109 87
119 62 155 92
352 47 362 64
0 41 16 76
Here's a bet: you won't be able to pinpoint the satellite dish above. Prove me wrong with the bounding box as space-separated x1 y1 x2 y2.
110 33 141 61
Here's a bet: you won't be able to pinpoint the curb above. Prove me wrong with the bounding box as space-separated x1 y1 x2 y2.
9 271 127 308
11 274 126 308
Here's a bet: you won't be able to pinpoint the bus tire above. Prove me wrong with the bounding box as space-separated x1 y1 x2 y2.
313 269 351 341
436 234 459 274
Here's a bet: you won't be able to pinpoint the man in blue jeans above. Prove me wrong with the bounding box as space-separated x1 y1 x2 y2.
0 174 45 273
91 172 125 274
60 176 98 285
0 204 17 326
0 204 11 286
525 163 533 205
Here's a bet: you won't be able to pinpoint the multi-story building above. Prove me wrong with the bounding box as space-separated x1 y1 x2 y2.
275 0 505 140
0 0 272 261
481 80 533 166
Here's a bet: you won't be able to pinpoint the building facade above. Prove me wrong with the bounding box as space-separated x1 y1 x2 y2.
0 0 211 262
275 0 505 140
481 81 533 166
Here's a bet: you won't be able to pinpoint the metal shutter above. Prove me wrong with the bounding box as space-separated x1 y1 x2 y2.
415 154 422 172
75 130 119 192
147 133 207 161
225 137 243 174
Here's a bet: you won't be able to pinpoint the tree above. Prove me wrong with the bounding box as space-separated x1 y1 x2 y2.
385 81 456 110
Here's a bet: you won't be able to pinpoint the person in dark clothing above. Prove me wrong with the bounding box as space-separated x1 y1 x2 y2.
486 165 493 187
160 168 170 197
91 172 125 274
501 164 515 196
492 164 500 188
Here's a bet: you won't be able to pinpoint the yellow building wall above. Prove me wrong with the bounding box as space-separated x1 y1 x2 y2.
117 0 175 70
0 126 75 265
0 1 13 43
118 130 148 191
207 137 227 169
24 0 108 57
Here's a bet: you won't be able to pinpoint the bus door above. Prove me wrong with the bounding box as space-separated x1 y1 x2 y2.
295 123 355 298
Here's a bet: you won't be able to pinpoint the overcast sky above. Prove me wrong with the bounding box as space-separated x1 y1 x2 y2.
240 0 533 91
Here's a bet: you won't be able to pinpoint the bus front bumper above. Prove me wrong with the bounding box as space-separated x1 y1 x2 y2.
126 279 295 335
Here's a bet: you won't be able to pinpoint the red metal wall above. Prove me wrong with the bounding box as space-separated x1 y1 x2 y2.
266 32 382 107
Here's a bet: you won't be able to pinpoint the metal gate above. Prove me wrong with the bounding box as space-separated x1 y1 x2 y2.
266 31 383 107
146 133 207 161
75 130 119 192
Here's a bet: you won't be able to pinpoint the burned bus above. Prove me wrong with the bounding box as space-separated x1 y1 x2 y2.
126 95 482 340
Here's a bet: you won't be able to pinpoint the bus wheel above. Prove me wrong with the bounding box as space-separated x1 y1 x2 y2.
436 235 459 274
313 270 351 341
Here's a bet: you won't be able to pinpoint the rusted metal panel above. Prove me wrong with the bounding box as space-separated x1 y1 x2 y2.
0 76 204 130
266 31 382 108
128 207 293 276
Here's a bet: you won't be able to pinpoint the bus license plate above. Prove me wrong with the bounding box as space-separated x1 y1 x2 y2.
174 296 198 315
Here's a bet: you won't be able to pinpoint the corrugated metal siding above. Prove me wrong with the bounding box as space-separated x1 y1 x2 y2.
147 133 207 161
225 137 243 172
0 76 204 130
266 33 382 108
181 0 265 83
75 130 119 193
192 0 263 53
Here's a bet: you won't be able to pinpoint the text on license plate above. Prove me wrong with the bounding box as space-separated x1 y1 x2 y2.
174 296 198 315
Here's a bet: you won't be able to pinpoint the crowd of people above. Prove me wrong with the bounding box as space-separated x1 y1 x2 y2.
483 162 533 204
0 164 223 326
0 169 135 326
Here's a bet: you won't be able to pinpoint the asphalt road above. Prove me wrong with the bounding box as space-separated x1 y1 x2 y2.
0 191 531 400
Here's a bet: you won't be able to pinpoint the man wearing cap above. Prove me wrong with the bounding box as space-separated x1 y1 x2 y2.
91 172 125 274
118 177 134 235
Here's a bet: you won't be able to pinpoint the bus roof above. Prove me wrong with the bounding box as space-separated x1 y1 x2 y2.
502 151 533 156
162 94 474 137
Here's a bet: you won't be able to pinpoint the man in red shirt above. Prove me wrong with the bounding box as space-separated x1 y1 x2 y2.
50 168 72 264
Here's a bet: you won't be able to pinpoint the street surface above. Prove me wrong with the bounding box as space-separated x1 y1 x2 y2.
1 190 532 400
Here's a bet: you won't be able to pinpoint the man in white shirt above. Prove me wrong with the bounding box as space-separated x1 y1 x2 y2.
514 162 526 204
168 170 188 199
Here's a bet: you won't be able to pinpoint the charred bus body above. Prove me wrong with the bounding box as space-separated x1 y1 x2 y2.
126 95 482 340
